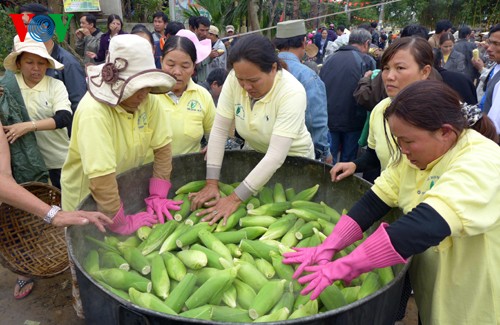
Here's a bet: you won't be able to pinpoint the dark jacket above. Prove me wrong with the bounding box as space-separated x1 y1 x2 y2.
319 45 376 132
437 67 478 104
453 39 479 82
95 30 127 63
46 43 86 114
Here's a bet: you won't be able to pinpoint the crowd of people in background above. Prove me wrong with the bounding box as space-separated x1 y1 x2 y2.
1 2 500 324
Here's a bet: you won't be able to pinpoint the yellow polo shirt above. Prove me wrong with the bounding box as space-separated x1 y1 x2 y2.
61 93 171 211
367 97 397 170
372 129 500 324
161 79 215 155
16 73 71 169
217 69 314 158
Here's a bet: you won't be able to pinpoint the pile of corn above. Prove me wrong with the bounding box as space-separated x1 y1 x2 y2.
83 181 394 322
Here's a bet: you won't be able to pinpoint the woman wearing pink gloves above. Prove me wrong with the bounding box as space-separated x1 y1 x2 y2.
284 81 500 324
61 34 181 235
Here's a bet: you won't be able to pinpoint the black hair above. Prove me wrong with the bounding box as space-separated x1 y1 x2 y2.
358 23 371 31
228 34 281 73
82 13 97 28
107 14 123 30
18 3 49 15
458 26 472 39
337 25 345 32
196 16 210 29
401 24 429 40
435 20 452 34
489 24 500 37
131 24 154 46
188 16 197 29
165 21 184 37
370 22 378 29
162 35 197 64
274 35 305 50
153 11 168 23
207 68 228 86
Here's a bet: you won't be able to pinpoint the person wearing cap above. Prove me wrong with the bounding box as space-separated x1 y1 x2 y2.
160 29 216 155
61 34 181 235
207 25 227 73
189 34 314 224
2 36 72 190
328 23 338 42
275 19 332 163
222 24 238 50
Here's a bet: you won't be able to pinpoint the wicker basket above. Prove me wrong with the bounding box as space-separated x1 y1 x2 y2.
0 182 69 277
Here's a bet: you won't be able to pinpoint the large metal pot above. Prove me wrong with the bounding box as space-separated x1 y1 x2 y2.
67 151 408 325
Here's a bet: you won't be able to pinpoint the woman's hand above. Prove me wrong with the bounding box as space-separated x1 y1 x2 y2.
3 122 32 144
86 51 97 59
198 193 242 226
52 210 113 232
330 162 356 182
189 179 220 210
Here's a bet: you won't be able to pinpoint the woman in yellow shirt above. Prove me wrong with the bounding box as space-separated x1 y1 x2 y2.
190 33 314 224
160 29 215 155
285 80 500 324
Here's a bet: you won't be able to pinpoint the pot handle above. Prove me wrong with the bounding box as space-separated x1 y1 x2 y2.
118 305 151 325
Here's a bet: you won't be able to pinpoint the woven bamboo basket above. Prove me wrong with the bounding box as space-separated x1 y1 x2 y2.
0 182 69 277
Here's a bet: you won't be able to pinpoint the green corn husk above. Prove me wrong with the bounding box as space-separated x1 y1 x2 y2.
259 214 297 241
211 306 253 323
221 284 237 308
177 250 208 270
233 278 257 310
258 186 274 205
248 279 286 319
247 202 291 217
246 197 261 210
175 180 206 195
129 287 177 315
289 299 318 319
150 254 169 300
159 222 191 253
215 206 247 232
291 184 319 202
119 246 151 275
83 249 100 274
185 267 238 309
164 273 197 313
101 251 129 271
91 268 151 293
136 226 152 241
239 239 279 263
141 220 177 255
255 258 275 279
162 251 187 281
175 222 214 248
273 182 287 203
254 307 290 322
179 305 212 320
85 236 120 254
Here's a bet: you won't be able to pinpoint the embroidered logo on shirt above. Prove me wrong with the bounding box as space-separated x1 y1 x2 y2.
187 100 202 112
235 104 245 120
417 175 439 195
138 112 147 129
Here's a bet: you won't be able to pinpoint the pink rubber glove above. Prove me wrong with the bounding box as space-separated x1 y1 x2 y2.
107 204 158 235
298 223 407 299
282 215 363 278
144 178 183 223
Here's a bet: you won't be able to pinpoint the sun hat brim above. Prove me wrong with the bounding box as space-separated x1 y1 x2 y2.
3 45 63 71
87 64 176 106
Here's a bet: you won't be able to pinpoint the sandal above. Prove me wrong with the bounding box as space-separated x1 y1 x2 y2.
14 278 34 300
